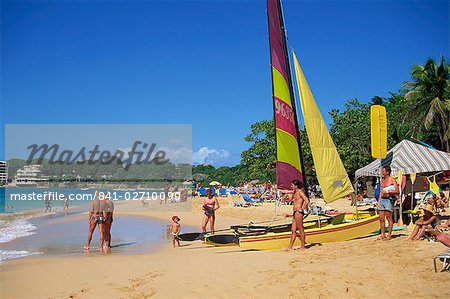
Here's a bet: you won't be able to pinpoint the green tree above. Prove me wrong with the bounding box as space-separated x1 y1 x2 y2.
329 99 372 178
240 120 276 182
403 57 450 151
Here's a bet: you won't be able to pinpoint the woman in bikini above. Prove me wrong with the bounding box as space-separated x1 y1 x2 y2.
84 191 105 251
278 180 310 251
201 188 220 233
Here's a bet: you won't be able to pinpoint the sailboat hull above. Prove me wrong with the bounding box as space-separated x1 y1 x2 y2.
203 215 332 246
238 215 379 250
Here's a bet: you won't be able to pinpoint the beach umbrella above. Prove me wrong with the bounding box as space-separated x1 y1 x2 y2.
209 181 221 186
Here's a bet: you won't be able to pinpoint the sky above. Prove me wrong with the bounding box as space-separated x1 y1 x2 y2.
1 0 449 166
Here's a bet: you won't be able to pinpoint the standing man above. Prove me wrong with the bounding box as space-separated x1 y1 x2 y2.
278 180 310 251
377 166 399 240
44 193 52 212
103 193 114 249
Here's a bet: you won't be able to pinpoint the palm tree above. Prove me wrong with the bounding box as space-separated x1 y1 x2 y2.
403 57 450 152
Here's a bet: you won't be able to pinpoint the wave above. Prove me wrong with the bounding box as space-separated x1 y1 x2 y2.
0 219 37 244
0 250 41 264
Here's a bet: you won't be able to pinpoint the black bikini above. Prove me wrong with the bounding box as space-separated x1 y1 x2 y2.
293 210 304 217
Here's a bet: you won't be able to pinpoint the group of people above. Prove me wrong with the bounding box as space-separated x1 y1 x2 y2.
377 166 450 248
84 191 115 251
43 194 69 213
173 169 449 252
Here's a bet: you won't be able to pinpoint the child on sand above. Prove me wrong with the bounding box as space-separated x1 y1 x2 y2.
171 216 181 247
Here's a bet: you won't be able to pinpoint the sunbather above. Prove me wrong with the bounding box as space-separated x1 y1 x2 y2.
436 219 450 230
425 230 450 248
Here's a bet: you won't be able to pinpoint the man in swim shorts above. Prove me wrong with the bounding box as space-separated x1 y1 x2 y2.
377 166 399 240
102 193 114 249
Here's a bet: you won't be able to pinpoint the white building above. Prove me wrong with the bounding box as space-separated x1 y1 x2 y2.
15 164 48 187
0 161 7 185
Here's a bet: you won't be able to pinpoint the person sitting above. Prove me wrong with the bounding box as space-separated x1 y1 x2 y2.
261 191 274 201
408 204 439 241
437 192 449 209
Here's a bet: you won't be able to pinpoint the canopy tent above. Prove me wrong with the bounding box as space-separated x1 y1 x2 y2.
355 140 450 180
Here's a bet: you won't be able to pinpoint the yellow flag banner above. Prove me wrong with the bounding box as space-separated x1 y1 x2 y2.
396 170 403 186
410 172 416 184
370 105 387 159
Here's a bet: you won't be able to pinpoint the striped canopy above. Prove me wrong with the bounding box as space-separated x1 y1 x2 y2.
355 140 450 179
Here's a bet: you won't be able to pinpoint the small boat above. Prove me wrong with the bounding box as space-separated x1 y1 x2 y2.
238 215 379 250
232 1 382 251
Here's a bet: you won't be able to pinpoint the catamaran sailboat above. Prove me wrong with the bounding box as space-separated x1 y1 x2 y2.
236 0 379 250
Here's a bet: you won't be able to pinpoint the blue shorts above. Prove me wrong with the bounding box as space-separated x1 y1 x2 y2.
379 198 393 212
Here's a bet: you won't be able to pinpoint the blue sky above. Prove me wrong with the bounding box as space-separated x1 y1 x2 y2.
1 0 448 166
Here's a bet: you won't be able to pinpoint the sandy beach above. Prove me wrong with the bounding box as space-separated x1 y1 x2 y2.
0 196 449 299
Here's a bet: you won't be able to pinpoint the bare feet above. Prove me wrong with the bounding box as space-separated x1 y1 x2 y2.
83 246 90 250
284 247 293 252
376 236 385 241
384 235 392 241
297 247 306 251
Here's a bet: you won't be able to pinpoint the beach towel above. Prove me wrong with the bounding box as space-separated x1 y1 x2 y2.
428 176 440 195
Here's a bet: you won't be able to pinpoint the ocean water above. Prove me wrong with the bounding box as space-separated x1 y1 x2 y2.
0 218 41 263
0 208 195 264
1 187 174 214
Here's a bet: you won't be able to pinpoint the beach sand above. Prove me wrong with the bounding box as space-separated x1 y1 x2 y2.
1 196 449 299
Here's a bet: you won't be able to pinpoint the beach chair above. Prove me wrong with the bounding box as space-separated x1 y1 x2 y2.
219 188 227 197
198 188 207 197
433 249 450 272
242 193 262 206
231 198 248 207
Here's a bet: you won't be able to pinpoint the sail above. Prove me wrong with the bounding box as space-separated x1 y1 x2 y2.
267 0 306 189
292 52 354 202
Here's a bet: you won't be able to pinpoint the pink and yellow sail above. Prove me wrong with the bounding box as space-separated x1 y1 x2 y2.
267 0 305 189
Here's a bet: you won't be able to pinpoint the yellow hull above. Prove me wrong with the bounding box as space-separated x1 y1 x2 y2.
239 215 380 250
343 210 376 221
203 216 331 247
